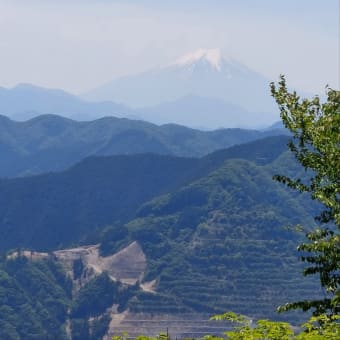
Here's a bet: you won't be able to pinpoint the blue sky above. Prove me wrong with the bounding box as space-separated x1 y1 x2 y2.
0 0 338 94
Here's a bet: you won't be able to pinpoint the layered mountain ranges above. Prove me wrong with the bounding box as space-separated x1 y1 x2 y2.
0 135 291 251
1 49 282 129
0 114 287 178
0 49 317 338
0 135 321 338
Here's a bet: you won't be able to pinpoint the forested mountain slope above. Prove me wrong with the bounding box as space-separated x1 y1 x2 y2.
0 154 199 251
0 114 286 177
0 136 289 252
0 257 71 339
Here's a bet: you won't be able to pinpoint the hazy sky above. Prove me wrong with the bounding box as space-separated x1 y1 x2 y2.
0 0 339 95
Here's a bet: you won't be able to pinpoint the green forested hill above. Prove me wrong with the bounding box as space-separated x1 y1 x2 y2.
0 136 289 252
0 154 200 251
105 156 319 320
0 256 71 339
0 114 286 177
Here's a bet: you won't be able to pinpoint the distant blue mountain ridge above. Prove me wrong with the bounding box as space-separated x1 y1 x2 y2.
0 82 280 130
0 83 136 121
0 49 284 129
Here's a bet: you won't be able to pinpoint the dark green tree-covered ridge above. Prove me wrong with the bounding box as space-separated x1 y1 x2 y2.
0 113 286 177
0 135 290 252
0 256 71 340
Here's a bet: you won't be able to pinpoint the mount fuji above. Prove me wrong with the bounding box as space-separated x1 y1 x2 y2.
84 49 279 128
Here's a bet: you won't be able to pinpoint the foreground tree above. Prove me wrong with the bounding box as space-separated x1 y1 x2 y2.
210 312 340 339
110 313 340 339
270 76 340 316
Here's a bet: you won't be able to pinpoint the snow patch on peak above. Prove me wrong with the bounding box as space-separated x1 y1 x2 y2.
174 48 223 71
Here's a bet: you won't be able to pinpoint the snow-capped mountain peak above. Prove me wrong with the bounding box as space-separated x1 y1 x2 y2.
84 47 276 117
174 48 223 71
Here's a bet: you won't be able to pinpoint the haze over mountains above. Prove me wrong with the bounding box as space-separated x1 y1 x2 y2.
0 49 280 129
85 49 274 110
137 95 258 129
85 48 278 128
0 83 135 121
